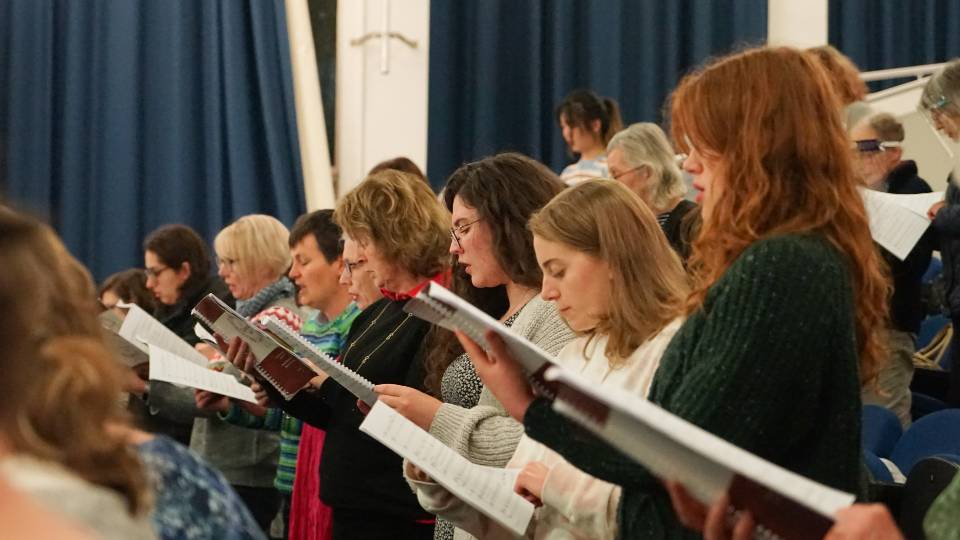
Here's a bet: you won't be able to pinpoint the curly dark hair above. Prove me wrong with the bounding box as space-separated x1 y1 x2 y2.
423 153 565 395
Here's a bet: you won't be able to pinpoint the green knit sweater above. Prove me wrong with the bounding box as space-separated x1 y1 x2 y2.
525 234 865 539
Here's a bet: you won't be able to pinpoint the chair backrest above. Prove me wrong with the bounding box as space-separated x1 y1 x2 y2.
864 449 895 483
923 256 943 284
891 409 960 476
911 392 949 423
899 455 960 540
863 405 903 457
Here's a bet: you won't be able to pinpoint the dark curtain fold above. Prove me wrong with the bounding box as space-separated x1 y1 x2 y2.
427 0 768 189
829 0 960 91
0 0 306 281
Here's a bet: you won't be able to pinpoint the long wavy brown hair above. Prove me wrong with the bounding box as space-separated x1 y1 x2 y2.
670 46 890 383
530 181 689 366
0 209 149 514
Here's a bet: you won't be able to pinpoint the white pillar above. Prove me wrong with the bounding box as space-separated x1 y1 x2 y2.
767 0 828 48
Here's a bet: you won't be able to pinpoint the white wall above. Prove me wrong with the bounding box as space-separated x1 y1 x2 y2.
867 81 958 191
767 0 827 48
335 0 430 197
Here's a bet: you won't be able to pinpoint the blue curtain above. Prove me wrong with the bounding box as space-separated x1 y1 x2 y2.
829 1 960 91
0 0 306 281
427 0 768 189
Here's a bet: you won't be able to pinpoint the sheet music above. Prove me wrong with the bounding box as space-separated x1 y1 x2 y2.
860 188 932 260
119 304 207 366
406 283 558 380
263 317 378 406
545 368 855 519
360 402 535 537
148 345 258 404
97 311 149 367
883 190 945 218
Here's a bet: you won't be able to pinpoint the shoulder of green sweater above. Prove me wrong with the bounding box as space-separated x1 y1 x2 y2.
722 234 847 283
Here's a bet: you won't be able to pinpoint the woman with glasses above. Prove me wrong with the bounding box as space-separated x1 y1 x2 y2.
464 46 888 539
152 215 301 535
412 180 688 540
236 169 448 540
922 61 960 409
850 112 934 426
371 153 571 540
606 122 698 260
143 224 234 343
338 236 384 310
133 225 235 446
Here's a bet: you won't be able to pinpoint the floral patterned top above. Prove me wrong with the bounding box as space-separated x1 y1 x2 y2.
137 436 266 540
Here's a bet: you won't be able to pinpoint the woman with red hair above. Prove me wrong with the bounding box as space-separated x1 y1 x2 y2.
462 46 889 539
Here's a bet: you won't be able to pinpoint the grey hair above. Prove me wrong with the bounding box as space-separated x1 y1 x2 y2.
606 122 687 211
921 59 960 115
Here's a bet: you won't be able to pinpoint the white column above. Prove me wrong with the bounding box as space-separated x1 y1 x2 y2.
767 0 828 48
285 0 336 211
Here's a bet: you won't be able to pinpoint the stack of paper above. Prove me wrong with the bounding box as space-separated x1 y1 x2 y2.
861 189 944 260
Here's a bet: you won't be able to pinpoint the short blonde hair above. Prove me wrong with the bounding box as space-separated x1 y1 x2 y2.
214 214 291 282
530 180 688 367
334 169 449 278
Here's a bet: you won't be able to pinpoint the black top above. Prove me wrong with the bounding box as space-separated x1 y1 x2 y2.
270 297 432 521
660 199 699 262
154 276 234 345
884 160 934 334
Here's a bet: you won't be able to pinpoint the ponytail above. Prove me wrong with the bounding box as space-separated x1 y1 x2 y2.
601 97 624 145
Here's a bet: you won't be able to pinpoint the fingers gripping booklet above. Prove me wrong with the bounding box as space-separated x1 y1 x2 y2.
360 401 535 537
192 294 321 401
403 282 559 397
543 367 856 540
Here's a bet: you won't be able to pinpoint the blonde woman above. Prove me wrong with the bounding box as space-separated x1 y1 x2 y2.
606 122 697 258
234 170 450 540
411 180 688 539
159 214 301 533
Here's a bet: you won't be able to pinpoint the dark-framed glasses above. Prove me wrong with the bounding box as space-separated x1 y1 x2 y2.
145 265 171 279
851 139 901 154
344 259 367 277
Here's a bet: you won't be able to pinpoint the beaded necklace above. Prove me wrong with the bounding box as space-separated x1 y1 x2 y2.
342 302 413 371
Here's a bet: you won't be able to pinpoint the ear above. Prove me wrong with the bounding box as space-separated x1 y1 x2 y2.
177 262 192 280
590 119 602 135
333 256 345 274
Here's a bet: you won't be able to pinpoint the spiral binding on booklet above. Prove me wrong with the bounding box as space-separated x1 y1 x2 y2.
191 294 317 401
263 316 379 406
403 283 557 399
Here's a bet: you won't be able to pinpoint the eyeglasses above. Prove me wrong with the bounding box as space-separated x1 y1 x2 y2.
610 165 647 181
851 139 901 154
216 256 238 270
145 265 172 279
344 259 367 278
450 219 481 251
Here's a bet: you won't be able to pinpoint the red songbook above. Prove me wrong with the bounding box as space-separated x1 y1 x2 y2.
192 294 320 400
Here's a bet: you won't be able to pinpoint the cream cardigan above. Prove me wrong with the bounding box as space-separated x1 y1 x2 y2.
410 318 683 540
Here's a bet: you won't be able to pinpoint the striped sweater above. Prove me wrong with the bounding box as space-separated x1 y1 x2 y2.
220 304 360 494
